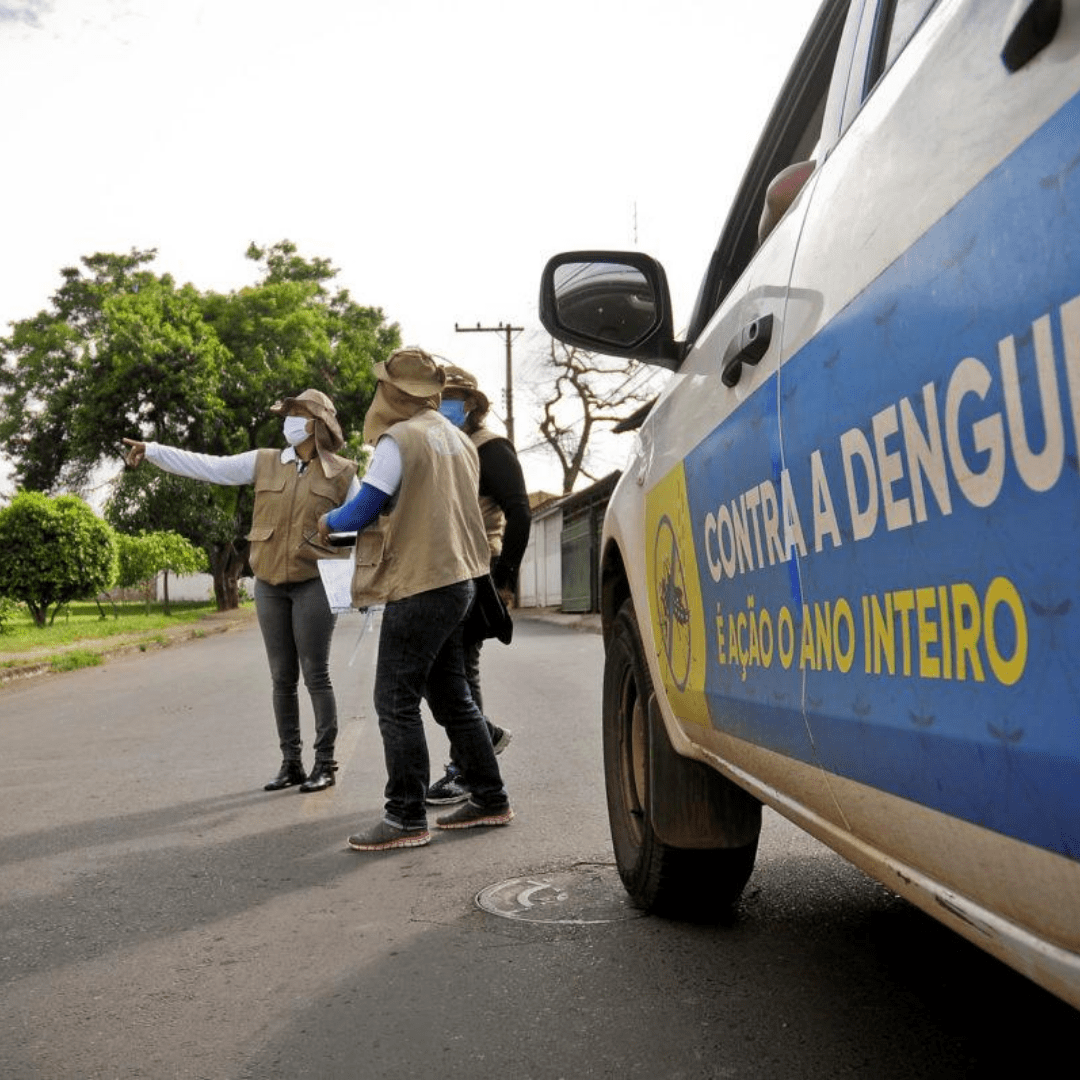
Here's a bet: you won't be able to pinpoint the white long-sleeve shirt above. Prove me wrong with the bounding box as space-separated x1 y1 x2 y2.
144 443 362 501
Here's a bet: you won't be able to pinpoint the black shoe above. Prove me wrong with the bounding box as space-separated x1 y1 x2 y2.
264 761 307 791
426 764 470 805
299 761 338 793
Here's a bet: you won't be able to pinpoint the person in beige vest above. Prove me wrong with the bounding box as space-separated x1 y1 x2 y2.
426 364 532 805
122 390 358 793
317 348 513 851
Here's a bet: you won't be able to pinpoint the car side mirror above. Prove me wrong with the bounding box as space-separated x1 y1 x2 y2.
539 251 682 368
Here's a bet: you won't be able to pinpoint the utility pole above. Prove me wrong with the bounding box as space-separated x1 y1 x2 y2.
454 321 524 445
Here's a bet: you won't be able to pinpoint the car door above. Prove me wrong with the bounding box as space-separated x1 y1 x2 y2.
632 0 857 831
777 0 1080 956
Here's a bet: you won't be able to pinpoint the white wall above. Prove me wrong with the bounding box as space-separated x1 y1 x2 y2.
518 508 562 609
155 572 254 602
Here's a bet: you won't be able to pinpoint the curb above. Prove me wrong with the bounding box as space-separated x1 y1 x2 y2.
514 607 603 635
0 604 598 688
0 607 257 687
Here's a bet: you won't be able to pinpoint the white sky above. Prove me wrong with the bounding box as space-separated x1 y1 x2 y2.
0 0 819 494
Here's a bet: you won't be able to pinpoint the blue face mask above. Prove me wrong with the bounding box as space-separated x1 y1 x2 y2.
439 399 468 428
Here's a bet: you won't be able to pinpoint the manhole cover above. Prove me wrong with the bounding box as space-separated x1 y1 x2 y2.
476 864 645 924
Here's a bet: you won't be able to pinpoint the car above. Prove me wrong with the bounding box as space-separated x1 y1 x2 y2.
539 0 1080 1009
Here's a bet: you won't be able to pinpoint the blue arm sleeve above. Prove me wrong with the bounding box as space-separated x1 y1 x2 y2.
325 482 391 533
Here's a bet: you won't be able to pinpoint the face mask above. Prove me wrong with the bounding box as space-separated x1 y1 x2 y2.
439 399 468 428
283 415 312 446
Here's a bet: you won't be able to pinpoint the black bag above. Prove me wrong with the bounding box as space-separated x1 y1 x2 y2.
465 574 513 644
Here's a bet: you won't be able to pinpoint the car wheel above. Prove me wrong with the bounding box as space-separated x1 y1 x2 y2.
603 598 758 919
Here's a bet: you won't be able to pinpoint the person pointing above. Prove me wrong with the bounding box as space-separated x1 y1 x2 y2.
123 389 359 793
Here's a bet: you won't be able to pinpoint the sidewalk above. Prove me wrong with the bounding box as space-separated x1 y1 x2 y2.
514 606 602 635
1 603 600 688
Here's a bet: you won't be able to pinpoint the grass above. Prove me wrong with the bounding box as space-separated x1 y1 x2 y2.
50 649 105 673
0 600 235 660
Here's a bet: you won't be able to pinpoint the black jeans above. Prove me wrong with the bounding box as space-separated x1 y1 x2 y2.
447 633 499 771
254 576 338 764
374 580 508 828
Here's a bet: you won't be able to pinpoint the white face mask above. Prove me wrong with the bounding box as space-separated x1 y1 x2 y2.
283 415 312 446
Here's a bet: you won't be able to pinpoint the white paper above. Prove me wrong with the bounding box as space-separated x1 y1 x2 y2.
317 554 355 614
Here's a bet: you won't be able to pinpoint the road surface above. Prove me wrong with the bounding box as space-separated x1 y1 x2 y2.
1 612 1076 1078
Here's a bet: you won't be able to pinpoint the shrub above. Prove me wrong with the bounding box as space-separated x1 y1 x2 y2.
0 492 118 627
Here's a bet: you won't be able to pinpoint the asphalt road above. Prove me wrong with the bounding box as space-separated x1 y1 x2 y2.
1 612 1077 1079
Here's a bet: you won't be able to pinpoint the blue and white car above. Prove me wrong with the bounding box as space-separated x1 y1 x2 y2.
539 0 1080 1008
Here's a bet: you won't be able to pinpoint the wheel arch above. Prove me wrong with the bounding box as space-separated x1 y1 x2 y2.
600 536 631 646
601 538 762 851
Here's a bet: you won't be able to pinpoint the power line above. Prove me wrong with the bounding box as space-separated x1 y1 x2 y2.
454 321 524 445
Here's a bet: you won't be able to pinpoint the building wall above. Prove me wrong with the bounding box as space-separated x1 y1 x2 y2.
155 572 254 602
518 508 562 608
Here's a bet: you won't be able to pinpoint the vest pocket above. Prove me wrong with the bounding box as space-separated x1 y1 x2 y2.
295 532 341 565
245 523 274 579
254 475 287 495
354 529 386 569
309 473 345 508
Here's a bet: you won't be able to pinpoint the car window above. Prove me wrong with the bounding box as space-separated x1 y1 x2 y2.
867 0 940 90
686 0 850 345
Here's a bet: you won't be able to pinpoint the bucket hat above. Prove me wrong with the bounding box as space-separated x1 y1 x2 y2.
441 364 490 415
270 388 344 449
374 348 446 399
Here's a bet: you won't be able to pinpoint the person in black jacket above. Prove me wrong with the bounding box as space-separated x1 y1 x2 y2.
426 365 532 805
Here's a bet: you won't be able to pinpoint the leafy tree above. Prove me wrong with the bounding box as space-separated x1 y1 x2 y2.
116 530 208 613
1 241 399 609
0 595 20 635
0 251 229 493
0 492 118 627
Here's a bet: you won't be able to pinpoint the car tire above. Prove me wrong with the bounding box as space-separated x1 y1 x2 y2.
603 598 758 919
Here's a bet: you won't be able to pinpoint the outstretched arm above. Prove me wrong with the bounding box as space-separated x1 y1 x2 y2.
122 438 258 486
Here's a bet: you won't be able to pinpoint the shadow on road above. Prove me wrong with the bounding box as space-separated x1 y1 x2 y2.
2 793 386 984
239 849 1080 1080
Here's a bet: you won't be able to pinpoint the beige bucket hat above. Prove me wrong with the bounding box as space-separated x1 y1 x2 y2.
441 364 490 414
269 388 345 449
374 348 446 399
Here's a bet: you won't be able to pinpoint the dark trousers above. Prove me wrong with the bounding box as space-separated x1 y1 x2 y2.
255 576 338 764
374 580 508 828
447 633 499 771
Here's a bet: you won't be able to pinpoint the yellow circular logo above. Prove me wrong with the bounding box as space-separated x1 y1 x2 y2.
654 514 692 691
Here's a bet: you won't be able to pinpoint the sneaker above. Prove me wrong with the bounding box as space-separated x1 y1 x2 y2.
435 800 515 830
348 819 431 851
426 765 470 805
491 726 513 755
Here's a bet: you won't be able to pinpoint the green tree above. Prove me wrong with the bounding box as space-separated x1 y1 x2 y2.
116 530 208 613
0 492 118 627
1 241 399 609
0 251 229 492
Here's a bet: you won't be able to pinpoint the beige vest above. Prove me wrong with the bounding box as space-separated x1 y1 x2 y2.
351 411 490 607
471 427 507 560
247 449 357 585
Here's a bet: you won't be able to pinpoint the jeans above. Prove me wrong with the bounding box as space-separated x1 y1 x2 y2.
464 633 484 712
447 633 498 771
375 579 508 829
255 576 338 764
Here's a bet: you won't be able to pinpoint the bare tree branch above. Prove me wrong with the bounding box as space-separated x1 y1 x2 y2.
534 337 654 493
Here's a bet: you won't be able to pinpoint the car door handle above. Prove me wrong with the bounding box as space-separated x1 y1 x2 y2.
721 313 774 387
1002 0 1061 71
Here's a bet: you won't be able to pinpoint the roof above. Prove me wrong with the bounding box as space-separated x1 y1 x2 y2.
529 471 622 522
